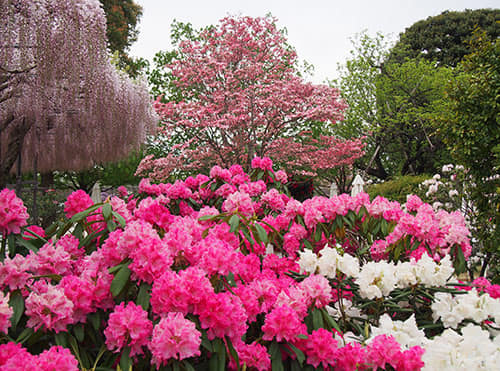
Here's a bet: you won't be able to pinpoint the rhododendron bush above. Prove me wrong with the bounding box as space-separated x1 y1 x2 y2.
0 158 499 370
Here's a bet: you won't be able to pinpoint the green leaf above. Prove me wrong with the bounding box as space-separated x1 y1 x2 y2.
269 342 284 371
314 226 322 242
110 264 131 297
225 336 239 370
453 245 467 274
303 239 313 250
321 307 341 333
74 323 85 342
229 214 240 233
199 214 217 221
70 204 103 223
201 332 213 352
13 236 38 252
111 211 127 228
55 332 68 347
312 309 324 330
254 223 268 244
136 283 151 311
102 203 112 221
287 342 305 366
182 360 196 371
16 327 33 344
90 312 101 331
119 347 132 371
9 290 24 329
296 334 308 339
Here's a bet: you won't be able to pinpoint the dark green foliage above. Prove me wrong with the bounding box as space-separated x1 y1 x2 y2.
366 175 430 203
99 0 145 76
439 31 500 277
388 9 500 66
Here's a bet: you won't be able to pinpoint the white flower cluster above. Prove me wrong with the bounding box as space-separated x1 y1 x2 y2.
422 324 500 370
368 314 427 349
357 254 454 299
298 245 360 278
369 314 500 370
298 247 454 300
431 288 500 329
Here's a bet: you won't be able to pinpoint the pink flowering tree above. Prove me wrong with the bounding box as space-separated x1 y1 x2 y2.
0 0 156 186
137 16 364 182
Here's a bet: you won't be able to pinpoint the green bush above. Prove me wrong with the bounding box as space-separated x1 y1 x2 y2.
366 174 430 203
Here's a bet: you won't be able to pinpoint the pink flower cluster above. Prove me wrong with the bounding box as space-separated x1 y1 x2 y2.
0 188 28 235
0 343 78 370
0 161 476 370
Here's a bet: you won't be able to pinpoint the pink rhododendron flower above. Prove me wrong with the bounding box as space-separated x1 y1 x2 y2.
262 305 307 342
37 345 79 371
104 302 153 357
299 274 333 308
64 190 93 218
0 342 36 370
149 312 201 365
234 342 271 371
0 292 12 334
222 191 255 217
305 328 338 368
60 275 96 323
0 188 28 235
25 282 74 333
197 292 248 341
0 254 31 291
405 194 424 212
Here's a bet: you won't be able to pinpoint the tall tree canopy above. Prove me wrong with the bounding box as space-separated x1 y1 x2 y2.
334 32 452 180
0 0 156 186
388 8 500 66
138 16 364 181
99 0 145 76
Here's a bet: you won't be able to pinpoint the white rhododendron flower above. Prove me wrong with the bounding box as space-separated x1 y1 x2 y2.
432 289 500 329
356 261 397 299
369 314 427 349
317 246 339 278
422 324 500 370
298 249 318 274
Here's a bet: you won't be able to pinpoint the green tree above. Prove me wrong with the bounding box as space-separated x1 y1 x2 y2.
99 0 146 77
388 9 500 66
334 32 452 180
439 31 500 278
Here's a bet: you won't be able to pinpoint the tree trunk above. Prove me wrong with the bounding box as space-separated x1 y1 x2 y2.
0 116 32 188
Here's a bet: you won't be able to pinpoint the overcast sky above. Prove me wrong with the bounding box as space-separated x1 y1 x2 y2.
129 0 499 83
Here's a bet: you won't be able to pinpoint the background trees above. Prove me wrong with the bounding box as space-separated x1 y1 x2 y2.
439 31 500 277
388 9 500 66
138 16 364 182
0 0 156 187
334 9 500 181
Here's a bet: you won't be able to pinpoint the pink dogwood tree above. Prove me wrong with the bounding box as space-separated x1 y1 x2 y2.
137 16 364 181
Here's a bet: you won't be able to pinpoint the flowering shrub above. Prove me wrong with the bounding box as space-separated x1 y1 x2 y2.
419 164 500 281
0 158 498 370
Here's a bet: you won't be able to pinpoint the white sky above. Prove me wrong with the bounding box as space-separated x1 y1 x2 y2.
129 0 499 83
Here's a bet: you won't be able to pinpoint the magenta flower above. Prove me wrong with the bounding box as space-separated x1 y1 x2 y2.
64 190 93 218
104 302 153 357
25 282 75 333
149 312 201 366
305 328 338 369
0 292 13 334
0 188 28 235
262 305 307 342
